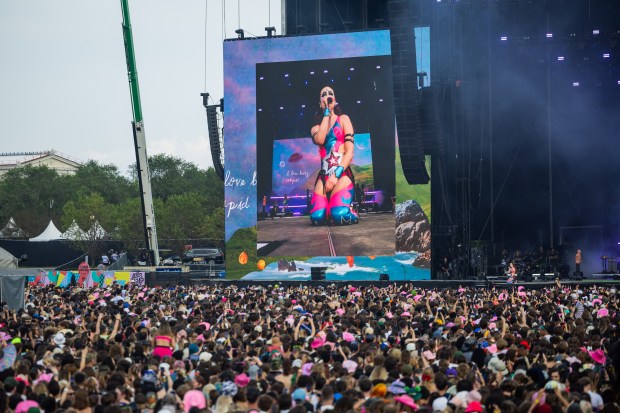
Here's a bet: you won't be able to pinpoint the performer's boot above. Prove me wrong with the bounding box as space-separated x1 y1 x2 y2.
329 184 359 225
310 192 329 225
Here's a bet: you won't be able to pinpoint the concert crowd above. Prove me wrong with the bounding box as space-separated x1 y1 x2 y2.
0 282 618 413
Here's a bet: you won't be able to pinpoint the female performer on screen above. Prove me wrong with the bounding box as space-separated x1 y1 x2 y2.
309 86 359 225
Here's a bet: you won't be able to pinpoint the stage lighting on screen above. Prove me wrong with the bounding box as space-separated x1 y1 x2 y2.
546 33 553 38
573 82 580 87
558 56 564 61
603 53 610 58
500 36 507 41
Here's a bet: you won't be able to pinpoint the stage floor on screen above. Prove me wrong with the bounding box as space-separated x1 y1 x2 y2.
257 213 395 256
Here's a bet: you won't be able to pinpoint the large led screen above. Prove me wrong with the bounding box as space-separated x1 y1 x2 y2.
224 30 431 280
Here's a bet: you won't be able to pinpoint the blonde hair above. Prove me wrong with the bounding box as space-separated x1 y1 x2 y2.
214 395 233 413
369 365 388 382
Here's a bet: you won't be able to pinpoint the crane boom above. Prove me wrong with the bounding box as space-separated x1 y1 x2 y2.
120 0 159 266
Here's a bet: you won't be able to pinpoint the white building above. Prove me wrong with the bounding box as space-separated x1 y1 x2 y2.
0 150 82 177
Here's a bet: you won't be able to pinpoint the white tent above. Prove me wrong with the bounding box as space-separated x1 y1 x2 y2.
87 221 107 239
0 217 26 239
29 220 64 241
0 247 17 268
62 220 87 240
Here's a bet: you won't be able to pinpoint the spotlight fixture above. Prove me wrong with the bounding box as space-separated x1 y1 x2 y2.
603 53 610 58
572 82 579 87
235 29 245 39
546 33 553 38
265 26 276 37
500 36 508 41
593 29 600 35
558 56 564 61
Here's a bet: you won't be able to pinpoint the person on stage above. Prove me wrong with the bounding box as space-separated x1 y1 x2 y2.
309 86 358 225
507 262 517 283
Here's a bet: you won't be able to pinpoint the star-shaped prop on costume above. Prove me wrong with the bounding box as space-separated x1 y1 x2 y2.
326 150 341 168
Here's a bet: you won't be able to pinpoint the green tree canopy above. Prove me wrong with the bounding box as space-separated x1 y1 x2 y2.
0 165 66 235
0 156 224 251
130 154 223 202
66 160 136 204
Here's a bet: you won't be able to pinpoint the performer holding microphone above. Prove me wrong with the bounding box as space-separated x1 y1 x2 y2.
309 86 359 225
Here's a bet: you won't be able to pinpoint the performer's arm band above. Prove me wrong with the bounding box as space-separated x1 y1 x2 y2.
324 108 330 117
334 166 344 178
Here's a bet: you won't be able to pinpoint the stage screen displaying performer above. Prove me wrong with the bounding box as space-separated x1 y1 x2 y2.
223 29 432 280
255 55 395 256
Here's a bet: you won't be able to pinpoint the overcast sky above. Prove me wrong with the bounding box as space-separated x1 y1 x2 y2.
0 0 281 174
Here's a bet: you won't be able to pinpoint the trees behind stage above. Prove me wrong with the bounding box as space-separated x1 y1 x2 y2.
0 155 224 258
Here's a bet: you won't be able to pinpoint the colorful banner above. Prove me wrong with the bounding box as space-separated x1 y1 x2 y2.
28 270 146 288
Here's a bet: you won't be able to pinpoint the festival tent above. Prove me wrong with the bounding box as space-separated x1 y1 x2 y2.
62 220 87 240
87 221 107 239
29 220 64 241
0 247 17 268
0 217 26 239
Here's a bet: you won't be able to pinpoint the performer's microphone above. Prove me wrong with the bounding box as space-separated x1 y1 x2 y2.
327 97 333 105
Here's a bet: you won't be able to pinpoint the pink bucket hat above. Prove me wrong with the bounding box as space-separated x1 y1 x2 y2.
183 390 207 411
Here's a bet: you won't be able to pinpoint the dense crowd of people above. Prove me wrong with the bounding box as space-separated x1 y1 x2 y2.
0 281 619 413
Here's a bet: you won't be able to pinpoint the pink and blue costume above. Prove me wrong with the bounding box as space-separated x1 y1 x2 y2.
310 116 359 225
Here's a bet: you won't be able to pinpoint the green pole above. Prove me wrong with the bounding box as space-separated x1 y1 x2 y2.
121 0 143 123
